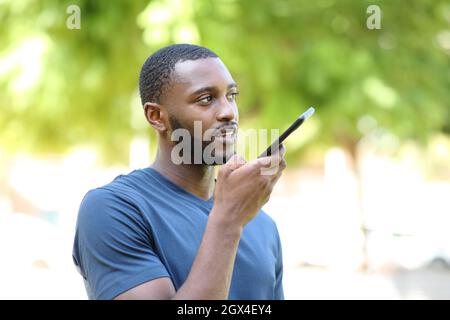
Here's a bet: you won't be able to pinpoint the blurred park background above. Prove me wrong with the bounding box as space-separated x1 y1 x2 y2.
1 0 450 299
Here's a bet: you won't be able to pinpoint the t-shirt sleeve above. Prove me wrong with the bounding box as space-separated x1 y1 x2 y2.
73 187 170 300
273 226 284 300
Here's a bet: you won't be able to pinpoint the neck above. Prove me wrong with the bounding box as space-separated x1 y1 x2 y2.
150 143 216 201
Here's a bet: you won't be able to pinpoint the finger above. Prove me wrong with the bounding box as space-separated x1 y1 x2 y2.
276 144 286 155
255 156 272 167
256 152 283 168
266 158 286 181
276 145 286 163
270 144 286 157
279 158 287 170
221 154 247 176
267 171 283 189
272 145 286 165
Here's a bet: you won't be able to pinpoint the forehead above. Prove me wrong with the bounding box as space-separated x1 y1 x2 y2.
172 57 235 93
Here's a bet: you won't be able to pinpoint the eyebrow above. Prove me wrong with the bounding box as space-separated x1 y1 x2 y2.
190 83 237 96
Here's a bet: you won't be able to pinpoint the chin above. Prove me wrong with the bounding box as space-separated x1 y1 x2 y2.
203 144 236 166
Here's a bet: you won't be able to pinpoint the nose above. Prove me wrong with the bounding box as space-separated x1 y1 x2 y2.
216 97 237 123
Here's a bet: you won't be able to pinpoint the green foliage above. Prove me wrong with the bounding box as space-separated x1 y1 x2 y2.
1 0 449 163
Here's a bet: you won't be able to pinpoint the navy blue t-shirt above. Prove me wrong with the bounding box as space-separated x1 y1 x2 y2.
72 167 284 300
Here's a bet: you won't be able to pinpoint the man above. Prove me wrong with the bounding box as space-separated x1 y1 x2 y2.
72 44 286 300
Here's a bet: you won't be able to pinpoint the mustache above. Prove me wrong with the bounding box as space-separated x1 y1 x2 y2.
214 121 239 135
169 116 238 132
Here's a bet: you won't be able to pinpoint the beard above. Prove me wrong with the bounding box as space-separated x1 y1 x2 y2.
169 115 236 166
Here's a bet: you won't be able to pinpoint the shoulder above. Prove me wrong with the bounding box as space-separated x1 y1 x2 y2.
77 173 149 229
76 184 154 251
80 186 121 208
80 168 154 209
77 168 163 228
77 187 136 232
79 186 133 216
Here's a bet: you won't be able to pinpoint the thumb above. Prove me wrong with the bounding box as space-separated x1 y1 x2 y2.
254 156 272 167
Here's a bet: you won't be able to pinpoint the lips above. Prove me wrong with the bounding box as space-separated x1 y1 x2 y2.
213 126 237 144
216 126 237 136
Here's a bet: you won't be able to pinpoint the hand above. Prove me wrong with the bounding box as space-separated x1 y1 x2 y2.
212 145 286 227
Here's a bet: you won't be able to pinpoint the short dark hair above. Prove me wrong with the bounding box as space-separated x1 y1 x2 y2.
139 44 218 105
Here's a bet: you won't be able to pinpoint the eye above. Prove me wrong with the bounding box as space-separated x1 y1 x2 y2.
227 92 239 102
198 95 213 105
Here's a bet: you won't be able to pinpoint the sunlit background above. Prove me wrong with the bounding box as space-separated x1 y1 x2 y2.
1 0 450 299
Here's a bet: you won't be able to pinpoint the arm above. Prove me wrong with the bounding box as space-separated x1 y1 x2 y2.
114 209 241 300
115 147 287 300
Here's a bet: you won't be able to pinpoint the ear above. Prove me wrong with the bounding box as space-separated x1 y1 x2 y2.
143 102 168 133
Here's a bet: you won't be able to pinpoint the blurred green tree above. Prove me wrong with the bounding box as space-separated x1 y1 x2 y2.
1 0 449 270
1 0 448 161
0 0 151 162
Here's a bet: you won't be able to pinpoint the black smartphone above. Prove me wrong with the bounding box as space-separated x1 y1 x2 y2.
258 106 315 158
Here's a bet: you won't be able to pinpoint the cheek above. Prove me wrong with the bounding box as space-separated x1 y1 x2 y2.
170 110 209 141
230 102 239 121
190 109 216 134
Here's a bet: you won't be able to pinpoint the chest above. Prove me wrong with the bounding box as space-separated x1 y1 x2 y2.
147 204 276 291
